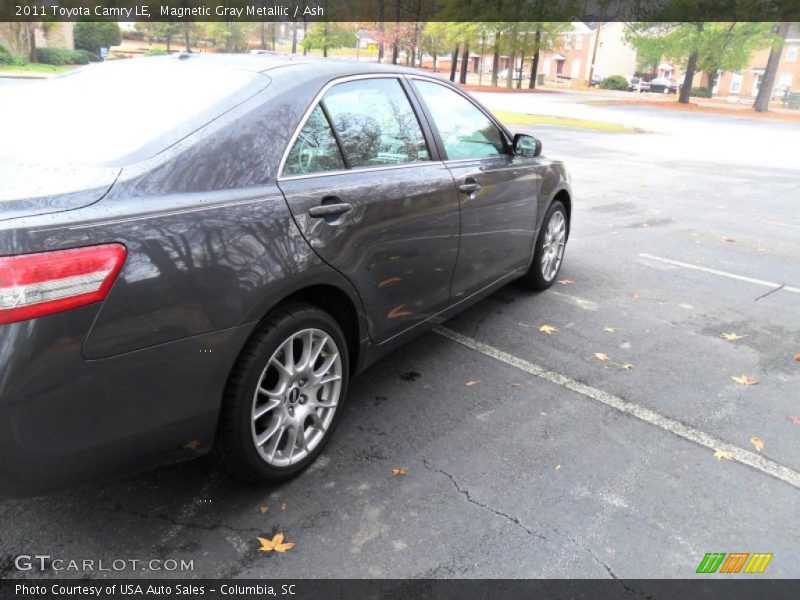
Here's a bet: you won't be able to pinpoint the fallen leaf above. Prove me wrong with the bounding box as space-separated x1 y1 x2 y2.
619 363 634 370
756 248 768 253
554 464 561 471
465 380 480 386
280 502 287 511
517 322 530 327
731 375 758 386
713 450 733 461
557 279 574 285
539 324 558 335
182 440 202 450
788 416 800 425
794 353 800 362
510 383 522 388
392 467 407 476
721 332 747 341
602 326 617 333
259 506 269 514
750 437 765 452
257 532 295 553
631 293 642 300
723 236 736 243
593 352 611 362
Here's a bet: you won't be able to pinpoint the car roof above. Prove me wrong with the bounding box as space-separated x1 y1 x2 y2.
138 52 449 87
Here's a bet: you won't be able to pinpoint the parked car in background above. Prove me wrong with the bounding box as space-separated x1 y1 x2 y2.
649 77 678 94
0 55 572 496
498 67 529 81
627 76 651 92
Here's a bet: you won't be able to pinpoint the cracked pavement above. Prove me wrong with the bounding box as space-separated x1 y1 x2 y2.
1 93 799 579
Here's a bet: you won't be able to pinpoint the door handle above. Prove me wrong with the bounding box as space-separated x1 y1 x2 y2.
308 202 352 218
458 180 482 194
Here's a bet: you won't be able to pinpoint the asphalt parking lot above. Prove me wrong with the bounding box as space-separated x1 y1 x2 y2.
1 92 799 580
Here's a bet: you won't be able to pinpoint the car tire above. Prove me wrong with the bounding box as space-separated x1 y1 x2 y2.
519 200 568 291
212 303 349 483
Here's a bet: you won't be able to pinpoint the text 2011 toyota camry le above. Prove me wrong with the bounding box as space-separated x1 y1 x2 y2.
0 54 571 496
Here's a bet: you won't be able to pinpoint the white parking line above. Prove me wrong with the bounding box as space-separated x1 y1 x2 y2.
638 253 800 294
434 326 800 490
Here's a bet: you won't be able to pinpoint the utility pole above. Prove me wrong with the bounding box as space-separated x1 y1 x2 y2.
587 23 602 87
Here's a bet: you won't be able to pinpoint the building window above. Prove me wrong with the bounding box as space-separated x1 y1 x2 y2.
787 45 798 62
575 36 583 50
729 72 743 94
564 37 572 50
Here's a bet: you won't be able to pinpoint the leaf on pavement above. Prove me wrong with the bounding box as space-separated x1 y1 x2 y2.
517 322 530 327
602 326 617 333
794 353 800 361
182 440 202 450
257 533 295 553
554 464 562 471
713 450 733 461
618 363 634 370
723 236 736 243
280 502 287 511
593 352 611 362
465 379 480 386
557 279 574 285
259 506 269 514
510 383 522 388
788 416 800 425
750 437 765 452
731 375 758 385
539 324 558 335
721 332 747 341
392 467 408 477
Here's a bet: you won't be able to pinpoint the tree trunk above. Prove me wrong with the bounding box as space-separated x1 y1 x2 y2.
491 33 500 87
450 44 460 82
679 50 698 103
261 23 267 50
323 23 328 58
528 28 541 89
291 23 297 54
303 21 308 55
432 50 437 72
754 22 790 113
506 51 515 88
27 23 37 63
167 33 172 53
706 71 716 96
679 23 704 104
587 23 603 86
459 41 469 84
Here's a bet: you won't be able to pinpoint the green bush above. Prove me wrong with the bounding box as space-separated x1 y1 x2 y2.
144 48 169 57
74 22 121 55
690 87 712 98
37 47 100 65
0 44 25 66
599 75 629 91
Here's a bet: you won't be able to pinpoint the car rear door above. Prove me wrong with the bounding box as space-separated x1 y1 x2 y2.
277 75 460 344
409 78 540 300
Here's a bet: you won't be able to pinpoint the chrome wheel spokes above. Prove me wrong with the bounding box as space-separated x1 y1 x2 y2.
251 328 343 467
541 210 566 282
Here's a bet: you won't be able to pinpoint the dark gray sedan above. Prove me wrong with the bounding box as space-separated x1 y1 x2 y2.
0 55 571 496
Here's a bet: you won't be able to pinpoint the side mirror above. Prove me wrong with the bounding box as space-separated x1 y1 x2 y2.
513 133 542 157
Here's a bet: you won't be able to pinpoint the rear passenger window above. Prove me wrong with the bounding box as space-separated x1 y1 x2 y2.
283 106 345 176
322 78 430 169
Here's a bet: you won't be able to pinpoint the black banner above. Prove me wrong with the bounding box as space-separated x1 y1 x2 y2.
3 579 800 600
1 0 799 22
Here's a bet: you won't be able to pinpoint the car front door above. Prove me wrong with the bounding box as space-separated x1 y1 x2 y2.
410 78 540 300
277 76 460 344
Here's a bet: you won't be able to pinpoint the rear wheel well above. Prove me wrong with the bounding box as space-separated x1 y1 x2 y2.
280 285 360 375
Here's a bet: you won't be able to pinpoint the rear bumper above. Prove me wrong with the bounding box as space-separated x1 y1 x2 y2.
0 307 254 497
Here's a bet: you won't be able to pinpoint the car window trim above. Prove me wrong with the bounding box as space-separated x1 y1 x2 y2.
277 73 439 181
406 75 513 163
318 99 351 170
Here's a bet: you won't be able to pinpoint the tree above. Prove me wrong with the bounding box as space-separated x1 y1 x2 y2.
205 22 255 53
754 22 790 112
303 23 354 58
697 22 771 95
74 22 121 55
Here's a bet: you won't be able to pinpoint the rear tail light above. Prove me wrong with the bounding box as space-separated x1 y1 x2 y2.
0 244 127 325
